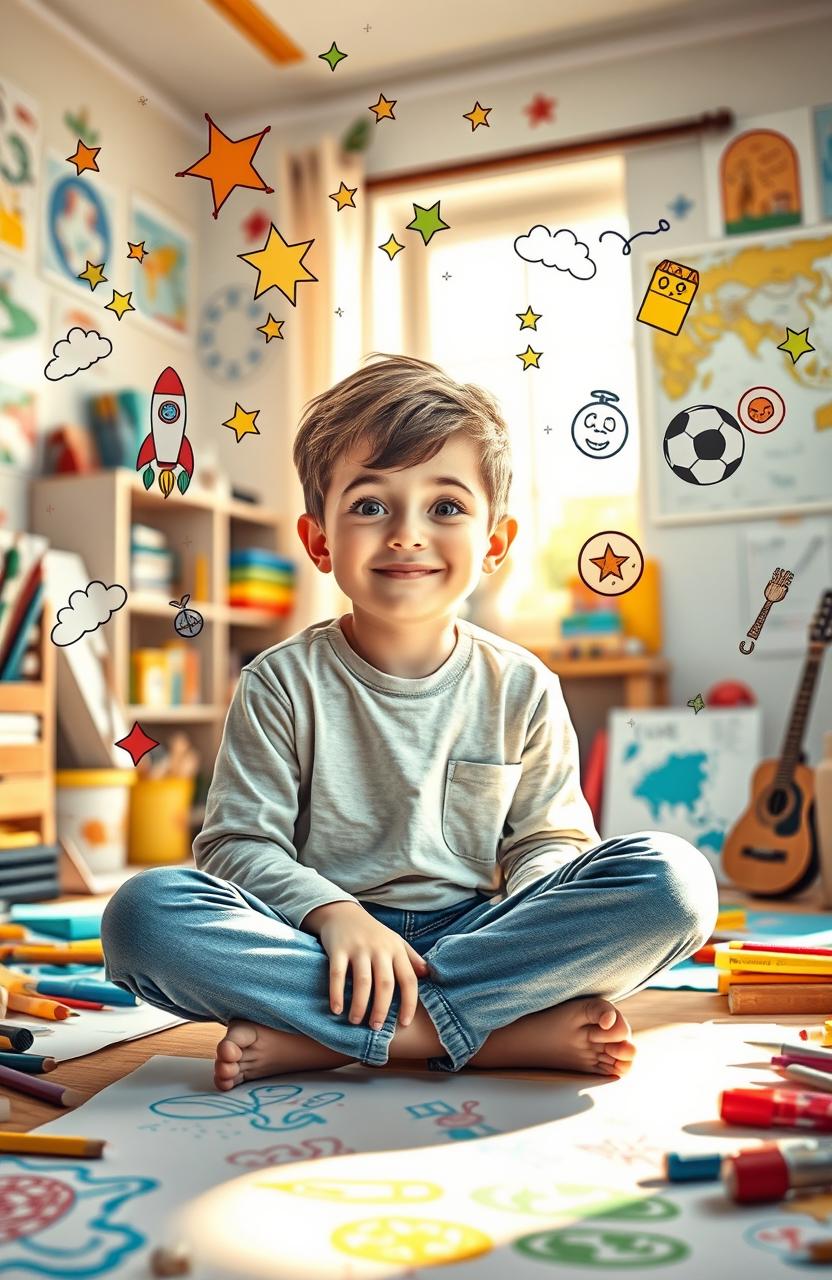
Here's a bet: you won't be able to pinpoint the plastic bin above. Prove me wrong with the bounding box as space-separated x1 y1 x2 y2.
56 770 136 874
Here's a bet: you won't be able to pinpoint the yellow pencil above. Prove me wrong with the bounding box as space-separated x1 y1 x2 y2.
0 1133 106 1158
1 944 104 964
6 991 77 1020
0 925 26 940
715 950 832 976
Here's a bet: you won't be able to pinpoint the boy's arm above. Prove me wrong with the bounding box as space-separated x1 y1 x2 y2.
497 672 600 898
192 667 361 931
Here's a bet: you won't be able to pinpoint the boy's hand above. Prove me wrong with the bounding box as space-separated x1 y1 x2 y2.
316 903 430 1031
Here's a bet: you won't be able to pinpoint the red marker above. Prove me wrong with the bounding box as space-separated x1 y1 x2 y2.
723 1138 832 1202
721 1086 832 1132
52 996 105 1010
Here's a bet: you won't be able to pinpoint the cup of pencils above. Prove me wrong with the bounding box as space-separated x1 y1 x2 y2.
128 733 199 865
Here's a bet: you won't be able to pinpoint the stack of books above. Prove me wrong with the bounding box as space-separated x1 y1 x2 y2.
0 713 39 744
131 523 176 595
229 550 295 615
0 532 47 681
0 832 61 905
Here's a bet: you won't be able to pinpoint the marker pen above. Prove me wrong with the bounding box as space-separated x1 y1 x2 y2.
720 1087 832 1132
723 1139 832 1203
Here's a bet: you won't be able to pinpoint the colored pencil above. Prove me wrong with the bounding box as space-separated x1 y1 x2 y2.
773 1055 832 1074
777 1063 832 1093
51 995 105 1010
0 1050 55 1073
0 1062 83 1107
0 944 104 964
729 985 832 1015
715 950 832 976
748 1040 832 1062
728 942 832 958
6 991 75 1020
0 1133 105 1157
0 925 26 940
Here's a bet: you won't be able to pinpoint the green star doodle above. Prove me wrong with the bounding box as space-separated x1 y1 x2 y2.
406 200 450 246
319 42 348 71
687 693 705 714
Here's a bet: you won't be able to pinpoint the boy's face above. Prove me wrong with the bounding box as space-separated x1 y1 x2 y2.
297 431 516 626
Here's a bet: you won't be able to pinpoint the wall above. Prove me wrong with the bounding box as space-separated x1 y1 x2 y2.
3 1 204 516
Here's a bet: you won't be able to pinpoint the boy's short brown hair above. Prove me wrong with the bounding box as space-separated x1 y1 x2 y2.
292 353 512 532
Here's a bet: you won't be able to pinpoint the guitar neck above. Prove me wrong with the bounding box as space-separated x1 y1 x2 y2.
776 650 822 785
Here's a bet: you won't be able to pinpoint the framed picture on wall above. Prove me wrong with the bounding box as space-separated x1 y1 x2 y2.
128 193 193 338
0 77 41 265
814 103 832 220
639 225 832 526
41 152 118 296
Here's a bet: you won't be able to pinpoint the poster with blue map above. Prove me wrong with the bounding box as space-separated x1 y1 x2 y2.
601 707 762 885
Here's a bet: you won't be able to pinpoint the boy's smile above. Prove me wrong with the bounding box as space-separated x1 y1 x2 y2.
297 431 516 677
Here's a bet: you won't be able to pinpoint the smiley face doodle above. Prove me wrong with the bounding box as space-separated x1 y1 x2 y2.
737 385 785 434
571 390 629 459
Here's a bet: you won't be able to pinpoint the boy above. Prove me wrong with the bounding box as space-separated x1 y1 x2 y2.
102 353 718 1089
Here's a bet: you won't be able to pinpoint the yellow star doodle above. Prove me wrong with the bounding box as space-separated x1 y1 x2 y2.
329 181 357 210
257 315 284 342
463 101 492 130
78 261 107 290
237 223 318 306
105 290 135 320
516 306 541 330
517 345 542 370
223 404 261 442
66 140 100 174
127 241 147 262
368 93 396 122
379 234 405 260
777 325 815 364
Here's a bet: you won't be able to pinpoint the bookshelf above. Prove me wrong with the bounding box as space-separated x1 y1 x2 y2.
31 470 294 817
0 606 55 843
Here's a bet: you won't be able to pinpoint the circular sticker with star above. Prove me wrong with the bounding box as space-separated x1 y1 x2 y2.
578 530 644 597
197 284 271 383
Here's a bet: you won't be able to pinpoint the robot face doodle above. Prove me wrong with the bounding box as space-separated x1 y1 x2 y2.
570 391 629 460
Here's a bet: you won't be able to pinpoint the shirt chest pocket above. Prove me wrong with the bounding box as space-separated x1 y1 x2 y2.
442 760 524 864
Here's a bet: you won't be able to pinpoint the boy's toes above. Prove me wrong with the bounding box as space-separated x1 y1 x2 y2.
585 1002 631 1044
214 1057 241 1079
216 1037 243 1065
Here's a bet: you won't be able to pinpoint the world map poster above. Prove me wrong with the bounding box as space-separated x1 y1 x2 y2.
642 227 832 523
601 708 762 885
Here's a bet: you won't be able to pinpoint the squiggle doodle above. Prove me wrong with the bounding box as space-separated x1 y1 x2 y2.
0 1161 157 1274
150 1084 344 1132
228 1136 354 1169
599 218 670 255
405 1097 499 1141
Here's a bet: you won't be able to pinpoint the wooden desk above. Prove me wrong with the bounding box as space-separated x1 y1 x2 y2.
524 653 670 708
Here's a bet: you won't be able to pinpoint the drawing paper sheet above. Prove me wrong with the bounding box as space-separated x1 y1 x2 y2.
648 909 832 991
22 1022 832 1279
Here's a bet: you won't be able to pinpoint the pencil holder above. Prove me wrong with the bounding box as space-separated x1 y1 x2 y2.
56 770 135 874
128 777 195 865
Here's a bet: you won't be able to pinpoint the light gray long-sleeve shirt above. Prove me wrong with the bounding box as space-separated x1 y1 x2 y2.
192 615 600 930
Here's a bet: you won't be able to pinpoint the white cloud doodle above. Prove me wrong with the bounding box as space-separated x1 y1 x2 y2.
50 580 127 646
513 225 597 279
44 326 113 381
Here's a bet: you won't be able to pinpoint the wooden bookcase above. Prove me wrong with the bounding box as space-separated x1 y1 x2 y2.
0 606 56 843
31 470 294 817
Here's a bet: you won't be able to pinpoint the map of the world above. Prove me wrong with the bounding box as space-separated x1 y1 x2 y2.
645 228 832 521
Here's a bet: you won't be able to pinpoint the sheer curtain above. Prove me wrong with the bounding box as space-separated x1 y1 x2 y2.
277 136 364 629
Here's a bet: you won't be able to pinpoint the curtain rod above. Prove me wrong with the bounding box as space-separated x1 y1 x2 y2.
365 108 734 192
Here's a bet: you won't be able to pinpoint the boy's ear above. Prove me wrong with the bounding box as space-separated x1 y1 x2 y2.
296 513 332 574
483 515 518 574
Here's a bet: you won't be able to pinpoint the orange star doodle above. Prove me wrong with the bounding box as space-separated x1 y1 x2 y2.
238 223 317 306
589 542 629 582
463 101 492 131
176 113 274 219
368 93 396 122
127 240 148 262
66 140 100 175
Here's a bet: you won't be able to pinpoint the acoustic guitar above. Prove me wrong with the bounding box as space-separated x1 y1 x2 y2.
722 589 832 897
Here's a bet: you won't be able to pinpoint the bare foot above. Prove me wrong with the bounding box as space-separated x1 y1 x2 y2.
465 996 636 1077
213 1021 356 1090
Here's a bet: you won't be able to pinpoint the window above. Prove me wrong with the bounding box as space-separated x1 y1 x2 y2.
367 155 639 644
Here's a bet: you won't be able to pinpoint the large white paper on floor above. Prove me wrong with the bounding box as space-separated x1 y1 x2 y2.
18 1020 832 1279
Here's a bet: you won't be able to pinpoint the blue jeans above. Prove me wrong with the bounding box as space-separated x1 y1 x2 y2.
101 831 718 1073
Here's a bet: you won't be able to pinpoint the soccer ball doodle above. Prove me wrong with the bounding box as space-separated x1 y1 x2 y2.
663 403 745 486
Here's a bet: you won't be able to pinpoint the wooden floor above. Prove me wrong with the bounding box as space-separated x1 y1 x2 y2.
4 881 828 1132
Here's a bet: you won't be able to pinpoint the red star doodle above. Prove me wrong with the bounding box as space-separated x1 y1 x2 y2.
524 93 557 126
241 208 272 243
115 721 160 767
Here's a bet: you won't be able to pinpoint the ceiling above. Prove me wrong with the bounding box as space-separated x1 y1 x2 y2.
28 0 786 123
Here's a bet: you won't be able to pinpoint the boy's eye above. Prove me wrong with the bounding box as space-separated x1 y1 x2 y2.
346 497 466 517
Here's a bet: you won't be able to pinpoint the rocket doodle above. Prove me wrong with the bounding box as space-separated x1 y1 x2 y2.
136 367 194 498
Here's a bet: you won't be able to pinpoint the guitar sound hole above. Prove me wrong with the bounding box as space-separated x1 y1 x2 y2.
767 788 789 817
